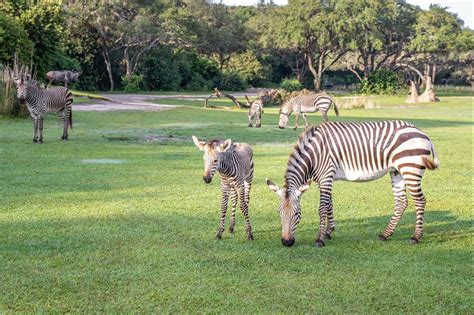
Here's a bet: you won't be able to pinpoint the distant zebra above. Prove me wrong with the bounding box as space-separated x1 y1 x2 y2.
278 92 339 129
266 120 439 247
192 136 254 240
248 100 263 128
14 76 73 143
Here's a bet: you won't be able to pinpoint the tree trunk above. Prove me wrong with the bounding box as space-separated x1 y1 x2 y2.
124 47 132 77
102 48 114 91
405 80 419 103
417 76 439 102
307 54 321 91
432 63 437 83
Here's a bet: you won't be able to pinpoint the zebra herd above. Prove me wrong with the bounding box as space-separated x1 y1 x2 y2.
193 95 439 248
12 78 439 248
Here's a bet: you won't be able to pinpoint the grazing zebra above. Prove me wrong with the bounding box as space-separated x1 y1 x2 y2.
15 76 73 143
192 136 254 240
266 120 439 247
248 100 263 128
278 92 339 130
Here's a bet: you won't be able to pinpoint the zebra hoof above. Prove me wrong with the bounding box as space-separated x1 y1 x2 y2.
229 227 234 233
247 233 254 241
39 139 43 144
256 125 261 128
248 124 253 127
325 233 332 240
315 240 325 248
378 234 387 241
215 234 222 240
409 237 419 245
33 139 38 143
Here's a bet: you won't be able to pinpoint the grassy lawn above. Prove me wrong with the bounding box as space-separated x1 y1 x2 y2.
0 96 472 313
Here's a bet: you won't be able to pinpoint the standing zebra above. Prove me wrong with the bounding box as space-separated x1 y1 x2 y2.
278 92 339 130
192 136 254 240
248 99 263 128
14 76 73 143
266 120 439 247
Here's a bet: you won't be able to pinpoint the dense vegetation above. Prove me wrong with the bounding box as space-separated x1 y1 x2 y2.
0 0 472 92
0 96 471 312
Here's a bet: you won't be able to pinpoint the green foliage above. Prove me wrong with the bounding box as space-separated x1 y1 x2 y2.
227 50 266 86
218 71 247 91
280 78 303 92
122 74 144 93
0 12 33 64
359 70 402 95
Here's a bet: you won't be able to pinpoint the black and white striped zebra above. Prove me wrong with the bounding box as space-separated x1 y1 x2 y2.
266 120 439 247
278 92 339 129
15 76 73 143
192 136 254 240
248 100 263 128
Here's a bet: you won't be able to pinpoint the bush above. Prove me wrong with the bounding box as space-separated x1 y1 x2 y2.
227 50 266 86
217 71 247 91
121 74 144 93
359 69 402 95
280 78 303 92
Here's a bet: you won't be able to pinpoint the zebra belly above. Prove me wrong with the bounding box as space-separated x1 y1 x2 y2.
334 167 389 182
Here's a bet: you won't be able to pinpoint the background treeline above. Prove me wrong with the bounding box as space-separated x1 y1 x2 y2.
0 0 472 93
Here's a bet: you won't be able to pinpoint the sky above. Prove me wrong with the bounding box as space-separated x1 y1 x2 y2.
220 0 473 29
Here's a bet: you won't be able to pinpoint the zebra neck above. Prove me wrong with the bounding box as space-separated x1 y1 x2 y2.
218 150 237 177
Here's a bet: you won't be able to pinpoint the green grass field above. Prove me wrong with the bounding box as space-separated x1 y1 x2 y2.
0 96 472 313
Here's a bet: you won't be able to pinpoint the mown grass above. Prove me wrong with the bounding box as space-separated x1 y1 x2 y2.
0 96 472 313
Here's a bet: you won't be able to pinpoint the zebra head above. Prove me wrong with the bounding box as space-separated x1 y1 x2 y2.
192 136 232 184
14 76 28 101
266 179 310 247
278 104 291 129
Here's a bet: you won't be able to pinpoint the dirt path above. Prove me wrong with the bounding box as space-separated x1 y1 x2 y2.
73 91 262 112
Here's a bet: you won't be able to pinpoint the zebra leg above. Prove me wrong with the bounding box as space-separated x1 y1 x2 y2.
256 112 262 128
315 191 331 247
239 182 253 240
248 113 253 127
321 110 329 123
229 188 238 233
378 171 408 241
302 113 309 128
38 116 44 143
216 187 230 239
293 113 300 130
31 115 39 143
404 174 427 244
59 110 68 140
325 198 335 240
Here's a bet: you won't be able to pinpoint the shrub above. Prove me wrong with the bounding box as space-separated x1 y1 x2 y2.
217 71 247 91
280 78 303 92
227 50 266 86
359 69 402 95
121 74 144 93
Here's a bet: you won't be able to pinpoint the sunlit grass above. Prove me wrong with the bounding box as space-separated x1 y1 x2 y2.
0 96 472 312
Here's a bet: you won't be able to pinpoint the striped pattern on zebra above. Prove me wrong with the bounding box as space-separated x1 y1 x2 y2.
266 120 439 247
248 99 263 128
192 136 254 240
15 76 73 143
278 92 339 130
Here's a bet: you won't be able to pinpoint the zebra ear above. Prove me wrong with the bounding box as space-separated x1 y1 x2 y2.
266 178 280 193
217 139 232 152
192 135 206 151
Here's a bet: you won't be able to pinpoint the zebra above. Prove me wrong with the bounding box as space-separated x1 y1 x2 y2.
266 120 439 247
248 99 263 128
192 136 254 240
278 92 339 130
14 75 73 143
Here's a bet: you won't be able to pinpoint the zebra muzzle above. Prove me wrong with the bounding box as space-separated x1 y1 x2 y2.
203 175 213 184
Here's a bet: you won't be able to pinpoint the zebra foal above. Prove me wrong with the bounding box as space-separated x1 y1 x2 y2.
14 76 73 143
192 136 254 240
278 92 339 130
267 120 439 247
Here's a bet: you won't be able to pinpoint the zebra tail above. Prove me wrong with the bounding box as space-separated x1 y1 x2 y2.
422 143 440 170
69 109 73 130
333 101 339 116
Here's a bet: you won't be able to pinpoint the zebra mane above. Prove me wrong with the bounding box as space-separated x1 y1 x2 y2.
284 125 319 194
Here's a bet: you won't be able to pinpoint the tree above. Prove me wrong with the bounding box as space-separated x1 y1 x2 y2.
280 0 350 90
0 12 33 64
